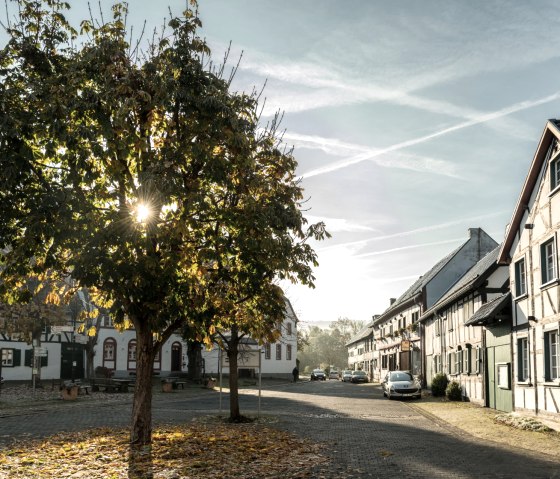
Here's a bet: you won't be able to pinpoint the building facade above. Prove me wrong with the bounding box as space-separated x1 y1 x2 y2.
372 228 498 384
421 246 510 409
499 119 560 419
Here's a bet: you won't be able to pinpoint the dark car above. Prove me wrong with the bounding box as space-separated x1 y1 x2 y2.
350 370 368 383
382 371 421 399
310 369 326 381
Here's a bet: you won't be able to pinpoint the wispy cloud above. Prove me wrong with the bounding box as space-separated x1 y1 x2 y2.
355 238 465 259
318 212 506 252
299 92 560 179
304 215 379 233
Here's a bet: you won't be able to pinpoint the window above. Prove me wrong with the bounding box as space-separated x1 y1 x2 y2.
433 355 441 374
128 340 137 361
545 330 560 381
447 352 455 375
463 346 471 374
515 258 527 297
1 349 14 367
102 338 116 370
264 344 271 360
286 322 292 336
286 344 292 361
517 337 529 382
276 344 282 360
127 340 137 370
455 348 463 374
551 156 560 191
541 239 556 285
412 311 419 323
381 355 388 369
475 347 481 374
103 339 116 361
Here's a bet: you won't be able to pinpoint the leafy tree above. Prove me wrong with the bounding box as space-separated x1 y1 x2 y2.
0 0 326 444
297 318 365 372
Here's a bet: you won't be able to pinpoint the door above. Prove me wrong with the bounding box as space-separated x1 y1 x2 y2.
171 342 182 372
399 351 410 371
485 346 496 409
60 343 85 380
485 344 513 412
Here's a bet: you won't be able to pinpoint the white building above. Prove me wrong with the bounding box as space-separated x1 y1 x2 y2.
1 297 298 381
498 119 560 420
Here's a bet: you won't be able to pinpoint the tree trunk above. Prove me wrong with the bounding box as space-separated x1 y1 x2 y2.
130 321 155 446
227 328 241 421
187 340 203 381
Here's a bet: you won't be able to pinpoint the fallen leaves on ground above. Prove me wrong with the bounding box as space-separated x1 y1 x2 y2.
0 422 328 478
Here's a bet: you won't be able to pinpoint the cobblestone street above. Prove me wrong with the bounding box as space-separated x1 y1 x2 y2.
1 380 559 478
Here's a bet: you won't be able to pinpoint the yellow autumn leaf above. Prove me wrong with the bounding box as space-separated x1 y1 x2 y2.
87 326 97 337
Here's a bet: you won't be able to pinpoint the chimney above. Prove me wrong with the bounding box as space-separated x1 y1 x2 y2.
468 227 481 238
390 298 396 306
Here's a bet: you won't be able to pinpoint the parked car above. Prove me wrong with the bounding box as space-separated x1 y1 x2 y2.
341 370 353 382
310 369 326 381
350 370 368 383
328 370 339 380
382 370 421 399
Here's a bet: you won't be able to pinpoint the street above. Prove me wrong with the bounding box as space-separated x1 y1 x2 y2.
2 379 560 478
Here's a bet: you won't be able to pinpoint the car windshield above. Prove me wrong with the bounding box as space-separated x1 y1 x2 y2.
353 371 366 375
343 370 352 374
314 369 324 373
389 372 413 382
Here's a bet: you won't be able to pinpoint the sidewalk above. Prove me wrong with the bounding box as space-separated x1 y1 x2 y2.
407 395 560 460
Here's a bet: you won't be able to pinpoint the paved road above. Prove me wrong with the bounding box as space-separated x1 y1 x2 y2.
2 379 560 478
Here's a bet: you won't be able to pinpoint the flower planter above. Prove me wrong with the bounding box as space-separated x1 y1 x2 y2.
162 381 173 393
62 385 79 401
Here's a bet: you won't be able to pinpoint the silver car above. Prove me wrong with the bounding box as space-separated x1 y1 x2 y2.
341 370 353 382
382 371 421 399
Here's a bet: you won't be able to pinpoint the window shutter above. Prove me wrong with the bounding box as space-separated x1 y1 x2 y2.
13 348 21 367
24 349 33 367
544 333 551 381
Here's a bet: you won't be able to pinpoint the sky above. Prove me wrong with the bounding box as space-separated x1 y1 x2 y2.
4 1 560 329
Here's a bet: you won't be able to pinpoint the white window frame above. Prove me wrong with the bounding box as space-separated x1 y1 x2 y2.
545 330 560 381
551 154 560 192
541 238 557 285
515 258 527 297
1 348 14 367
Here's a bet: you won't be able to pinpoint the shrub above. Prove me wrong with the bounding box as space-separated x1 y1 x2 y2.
446 380 462 401
431 373 448 397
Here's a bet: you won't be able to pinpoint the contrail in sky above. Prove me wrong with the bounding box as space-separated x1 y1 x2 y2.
354 238 464 258
300 91 560 179
318 211 506 252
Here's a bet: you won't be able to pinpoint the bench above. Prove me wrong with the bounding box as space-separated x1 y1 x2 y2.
92 378 127 393
61 379 92 396
161 377 187 390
